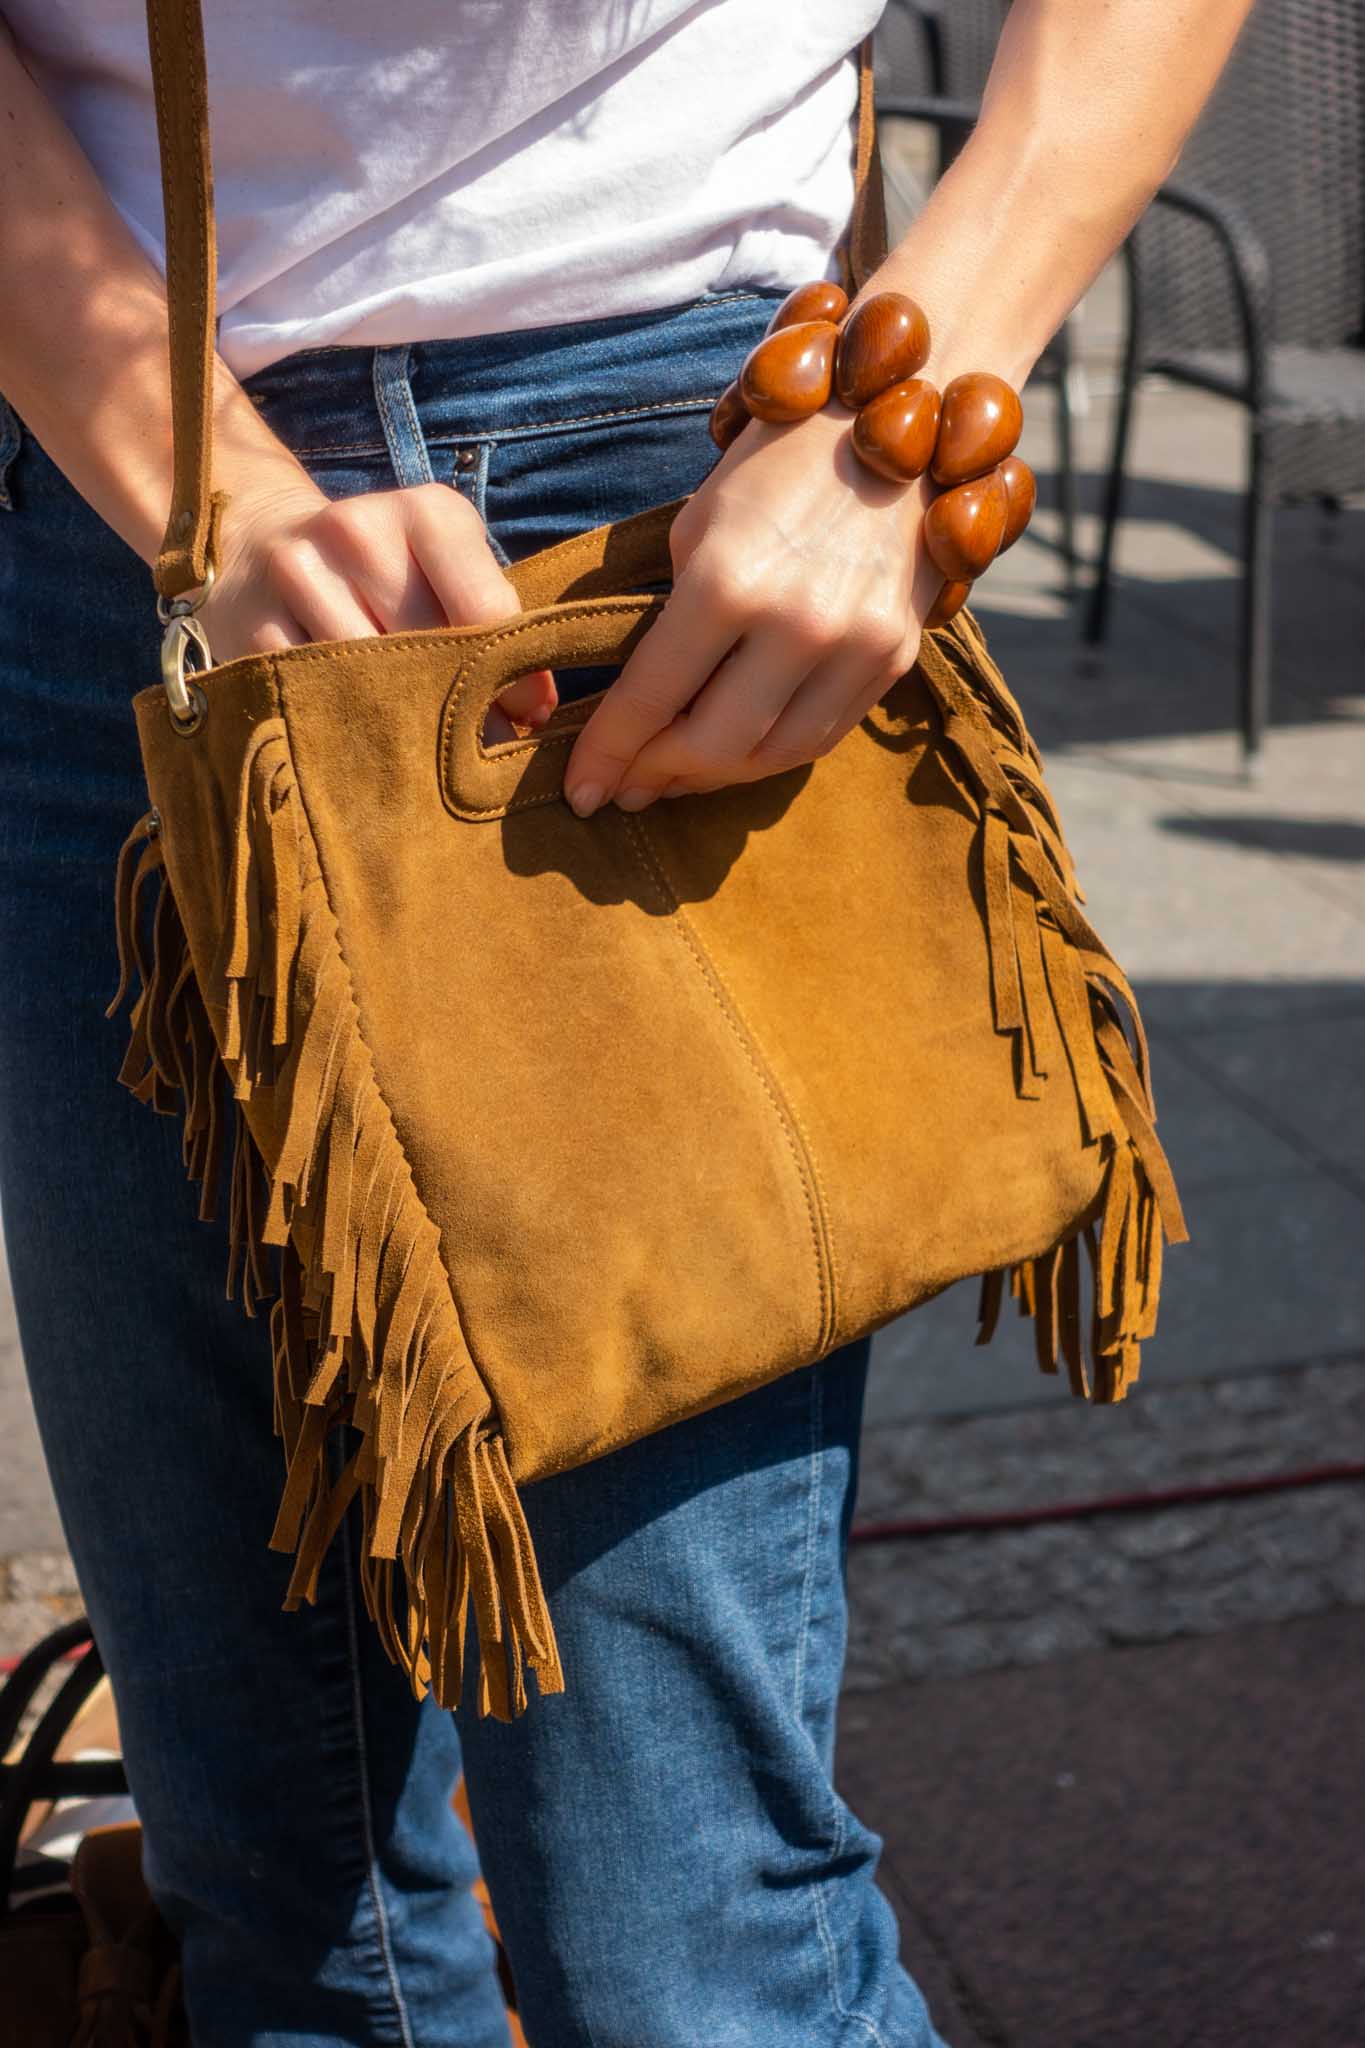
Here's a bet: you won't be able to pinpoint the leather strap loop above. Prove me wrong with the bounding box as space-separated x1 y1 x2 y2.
844 33 889 296
142 8 887 606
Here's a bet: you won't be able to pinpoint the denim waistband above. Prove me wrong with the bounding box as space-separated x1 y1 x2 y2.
241 289 788 460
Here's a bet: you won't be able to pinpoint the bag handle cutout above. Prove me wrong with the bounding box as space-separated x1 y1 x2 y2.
440 597 665 820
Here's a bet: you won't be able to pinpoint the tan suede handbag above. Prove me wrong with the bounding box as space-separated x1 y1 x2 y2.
109 0 1186 1718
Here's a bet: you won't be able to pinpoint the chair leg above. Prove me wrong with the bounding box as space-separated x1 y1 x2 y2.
1053 326 1080 599
1083 336 1140 646
1240 420 1273 768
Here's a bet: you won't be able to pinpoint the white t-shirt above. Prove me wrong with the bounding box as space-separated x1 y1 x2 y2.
3 0 883 377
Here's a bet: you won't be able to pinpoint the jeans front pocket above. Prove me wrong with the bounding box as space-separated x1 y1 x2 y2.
480 399 719 572
448 440 507 564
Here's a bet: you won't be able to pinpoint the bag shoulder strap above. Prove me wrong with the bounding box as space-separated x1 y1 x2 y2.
146 0 222 599
143 0 887 600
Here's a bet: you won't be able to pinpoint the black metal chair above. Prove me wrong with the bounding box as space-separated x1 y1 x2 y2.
1085 0 1365 766
1 1618 127 1912
874 0 1081 594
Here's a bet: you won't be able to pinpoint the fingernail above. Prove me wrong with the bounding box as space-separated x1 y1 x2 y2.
566 781 602 818
614 786 654 811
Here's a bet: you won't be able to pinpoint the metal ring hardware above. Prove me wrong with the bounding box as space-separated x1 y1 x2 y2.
161 613 212 734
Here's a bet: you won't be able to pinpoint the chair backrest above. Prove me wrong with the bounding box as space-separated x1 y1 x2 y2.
874 0 941 99
1136 0 1364 353
929 0 1006 98
880 0 1365 355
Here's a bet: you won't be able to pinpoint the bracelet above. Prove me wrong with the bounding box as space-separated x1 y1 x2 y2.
709 285 1035 630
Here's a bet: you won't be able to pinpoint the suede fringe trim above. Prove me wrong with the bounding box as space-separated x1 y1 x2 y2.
107 732 564 1719
928 613 1189 1403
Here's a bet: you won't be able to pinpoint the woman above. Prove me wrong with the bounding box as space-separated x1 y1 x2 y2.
0 3 1251 2042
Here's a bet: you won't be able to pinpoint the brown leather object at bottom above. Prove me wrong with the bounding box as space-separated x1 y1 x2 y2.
114 498 1186 1722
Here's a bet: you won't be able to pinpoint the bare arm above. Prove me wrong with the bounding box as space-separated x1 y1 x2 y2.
0 21 550 726
564 0 1257 812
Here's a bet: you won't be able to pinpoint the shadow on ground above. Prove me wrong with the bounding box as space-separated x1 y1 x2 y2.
839 1607 1365 2048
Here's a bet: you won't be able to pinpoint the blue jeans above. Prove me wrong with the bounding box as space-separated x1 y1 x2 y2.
0 292 950 2048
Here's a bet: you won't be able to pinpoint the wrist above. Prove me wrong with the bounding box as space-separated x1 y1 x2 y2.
714 283 1036 628
863 260 1043 396
211 375 324 565
863 133 1066 395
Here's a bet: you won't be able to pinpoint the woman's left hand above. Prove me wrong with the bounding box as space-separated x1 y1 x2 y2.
561 407 940 815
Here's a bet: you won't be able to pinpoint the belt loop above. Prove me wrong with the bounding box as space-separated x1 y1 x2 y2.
372 344 435 488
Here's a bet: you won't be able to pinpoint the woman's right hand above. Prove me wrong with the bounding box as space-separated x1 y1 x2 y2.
200 478 557 739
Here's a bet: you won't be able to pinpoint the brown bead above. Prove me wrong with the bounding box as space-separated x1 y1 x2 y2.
851 378 941 483
997 455 1037 552
767 281 849 333
709 380 749 452
925 580 971 630
923 467 1008 581
931 373 1023 486
834 292 931 409
739 320 838 424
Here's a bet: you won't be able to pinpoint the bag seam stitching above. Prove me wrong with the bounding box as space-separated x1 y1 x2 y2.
622 811 838 1357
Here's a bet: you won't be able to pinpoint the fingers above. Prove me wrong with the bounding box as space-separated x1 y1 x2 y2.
488 668 558 733
561 563 745 816
248 615 309 654
267 482 501 634
265 483 555 726
603 624 811 806
659 638 912 799
753 623 920 772
265 534 383 644
596 583 913 807
397 486 558 729
403 483 518 628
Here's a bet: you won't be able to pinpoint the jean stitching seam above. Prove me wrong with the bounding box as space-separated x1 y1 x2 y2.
793 1367 822 1725
478 395 718 435
281 394 720 461
804 1367 896 2048
338 1506 419 2048
470 444 512 568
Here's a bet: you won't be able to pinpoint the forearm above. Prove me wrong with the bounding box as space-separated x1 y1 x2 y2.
869 0 1256 387
0 22 307 570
